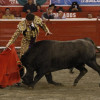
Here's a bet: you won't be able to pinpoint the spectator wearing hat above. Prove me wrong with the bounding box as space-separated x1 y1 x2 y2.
42 7 54 20
69 2 82 12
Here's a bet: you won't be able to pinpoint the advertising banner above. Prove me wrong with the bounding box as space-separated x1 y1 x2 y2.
1 0 100 6
51 0 100 6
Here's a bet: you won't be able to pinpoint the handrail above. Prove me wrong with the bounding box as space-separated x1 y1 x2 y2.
0 18 97 21
0 47 21 49
0 46 100 49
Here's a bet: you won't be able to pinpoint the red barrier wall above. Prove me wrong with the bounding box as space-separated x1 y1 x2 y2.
0 19 100 47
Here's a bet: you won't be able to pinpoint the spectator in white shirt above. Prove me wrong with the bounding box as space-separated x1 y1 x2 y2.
55 10 66 19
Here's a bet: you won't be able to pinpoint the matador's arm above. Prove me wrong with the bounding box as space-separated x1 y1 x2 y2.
34 16 50 33
6 24 22 47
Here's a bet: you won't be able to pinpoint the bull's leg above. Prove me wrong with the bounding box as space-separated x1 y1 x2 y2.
22 67 34 86
86 60 100 86
29 74 44 88
45 73 62 86
73 65 88 86
86 60 100 75
69 67 74 74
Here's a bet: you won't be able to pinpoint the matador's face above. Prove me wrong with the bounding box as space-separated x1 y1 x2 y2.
26 20 33 26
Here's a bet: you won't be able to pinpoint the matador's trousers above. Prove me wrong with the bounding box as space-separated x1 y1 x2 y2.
20 37 36 58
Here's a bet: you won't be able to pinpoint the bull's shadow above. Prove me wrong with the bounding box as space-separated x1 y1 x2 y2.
20 38 100 88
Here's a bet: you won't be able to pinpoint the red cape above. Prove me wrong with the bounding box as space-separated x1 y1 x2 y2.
0 44 21 88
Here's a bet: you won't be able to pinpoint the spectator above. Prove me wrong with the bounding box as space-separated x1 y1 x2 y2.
49 3 56 12
42 7 54 20
23 0 37 13
36 4 43 12
56 7 65 12
2 8 15 19
55 10 66 19
69 1 82 12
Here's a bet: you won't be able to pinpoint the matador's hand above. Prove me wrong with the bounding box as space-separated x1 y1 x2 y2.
45 32 52 36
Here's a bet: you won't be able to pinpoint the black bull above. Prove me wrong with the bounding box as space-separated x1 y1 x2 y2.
20 38 100 87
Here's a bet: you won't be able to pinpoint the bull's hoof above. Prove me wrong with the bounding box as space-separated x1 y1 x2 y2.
15 83 21 87
22 81 30 86
22 81 27 85
73 82 77 86
99 83 100 87
54 83 63 86
14 84 21 87
28 86 34 89
27 82 35 89
49 81 63 86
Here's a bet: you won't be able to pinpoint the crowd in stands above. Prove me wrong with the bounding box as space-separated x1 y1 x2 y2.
1 0 82 19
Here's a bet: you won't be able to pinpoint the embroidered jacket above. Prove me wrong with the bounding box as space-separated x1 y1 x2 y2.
7 15 50 46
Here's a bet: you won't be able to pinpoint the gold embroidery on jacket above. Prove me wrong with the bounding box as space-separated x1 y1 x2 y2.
6 15 50 58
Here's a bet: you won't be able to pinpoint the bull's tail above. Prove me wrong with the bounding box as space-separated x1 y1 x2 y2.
84 37 100 53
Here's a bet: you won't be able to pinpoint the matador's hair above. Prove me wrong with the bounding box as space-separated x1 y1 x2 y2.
26 13 35 21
